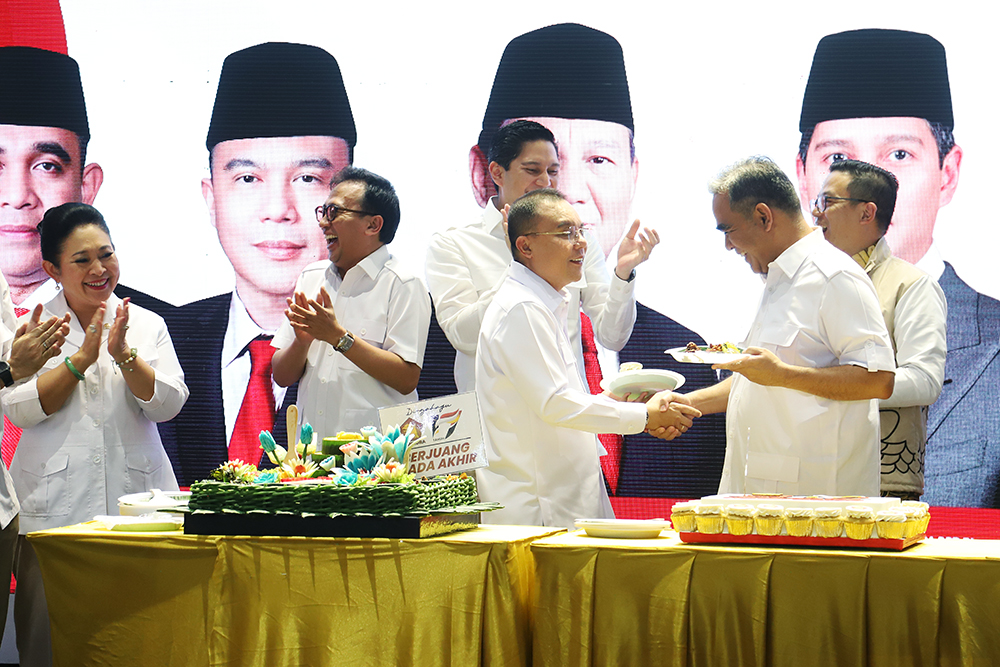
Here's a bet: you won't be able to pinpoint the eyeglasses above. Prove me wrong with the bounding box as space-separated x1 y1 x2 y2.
523 225 589 243
812 195 871 213
315 203 376 223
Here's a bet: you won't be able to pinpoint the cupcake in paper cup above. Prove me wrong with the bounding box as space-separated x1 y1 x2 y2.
901 501 930 534
899 506 923 538
843 506 876 540
754 504 784 536
670 501 698 532
695 504 724 534
724 504 755 535
784 507 815 537
875 510 907 539
814 507 843 538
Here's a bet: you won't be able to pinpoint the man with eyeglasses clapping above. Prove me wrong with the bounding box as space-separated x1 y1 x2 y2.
270 168 430 445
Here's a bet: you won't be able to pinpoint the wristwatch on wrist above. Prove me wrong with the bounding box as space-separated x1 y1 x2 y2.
334 331 355 353
0 361 13 388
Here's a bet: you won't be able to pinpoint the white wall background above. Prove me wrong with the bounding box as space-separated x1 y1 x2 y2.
61 0 999 344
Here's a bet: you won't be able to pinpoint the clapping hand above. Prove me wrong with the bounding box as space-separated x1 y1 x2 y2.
645 391 701 440
76 303 107 369
615 219 659 280
107 298 132 363
286 287 345 346
8 304 71 381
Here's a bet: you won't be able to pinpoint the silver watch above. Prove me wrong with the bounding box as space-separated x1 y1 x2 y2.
334 331 355 353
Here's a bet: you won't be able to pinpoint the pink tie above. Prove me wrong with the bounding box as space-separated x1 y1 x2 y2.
228 338 276 466
580 313 624 495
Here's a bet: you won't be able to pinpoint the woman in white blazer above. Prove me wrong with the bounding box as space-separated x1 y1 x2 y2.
1 203 188 666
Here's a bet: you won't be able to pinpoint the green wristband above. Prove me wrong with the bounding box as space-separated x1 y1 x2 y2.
64 356 85 382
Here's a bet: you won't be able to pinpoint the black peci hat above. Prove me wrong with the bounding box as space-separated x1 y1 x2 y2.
478 23 633 156
206 42 356 151
0 46 89 141
800 29 953 133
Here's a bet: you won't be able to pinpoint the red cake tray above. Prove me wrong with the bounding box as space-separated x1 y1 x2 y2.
677 530 925 551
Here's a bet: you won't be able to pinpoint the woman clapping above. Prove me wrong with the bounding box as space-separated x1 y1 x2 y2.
1 203 188 665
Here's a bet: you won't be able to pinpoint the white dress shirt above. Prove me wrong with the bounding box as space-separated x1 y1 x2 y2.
426 197 636 392
272 245 431 444
2 292 188 533
221 290 289 442
862 238 947 409
0 276 21 529
475 262 647 529
721 230 896 497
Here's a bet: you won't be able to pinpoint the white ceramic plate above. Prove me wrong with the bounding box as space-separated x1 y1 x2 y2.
95 513 184 532
666 346 748 364
118 490 191 516
599 369 685 401
574 518 670 539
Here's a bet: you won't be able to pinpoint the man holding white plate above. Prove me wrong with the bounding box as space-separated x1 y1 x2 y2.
661 158 895 497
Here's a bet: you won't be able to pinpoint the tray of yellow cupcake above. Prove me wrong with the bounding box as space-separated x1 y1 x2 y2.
671 495 928 550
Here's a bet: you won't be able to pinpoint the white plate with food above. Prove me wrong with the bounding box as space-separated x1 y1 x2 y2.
575 518 671 539
666 343 747 364
600 368 685 401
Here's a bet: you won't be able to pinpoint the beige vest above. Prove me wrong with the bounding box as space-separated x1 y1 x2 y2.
857 245 927 495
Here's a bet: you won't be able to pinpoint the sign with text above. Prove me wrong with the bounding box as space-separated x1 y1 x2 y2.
378 392 487 478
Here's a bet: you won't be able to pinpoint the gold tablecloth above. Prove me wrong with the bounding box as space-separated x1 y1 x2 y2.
29 523 560 667
530 531 1000 667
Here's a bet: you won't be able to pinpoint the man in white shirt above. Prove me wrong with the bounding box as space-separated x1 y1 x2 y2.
427 120 657 393
0 275 69 642
271 167 430 444
163 42 356 483
476 188 699 529
795 29 1000 506
675 157 896 497
814 159 947 499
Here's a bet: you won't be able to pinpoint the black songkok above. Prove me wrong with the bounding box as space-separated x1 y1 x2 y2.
800 29 953 133
0 46 89 141
206 42 356 151
478 23 633 156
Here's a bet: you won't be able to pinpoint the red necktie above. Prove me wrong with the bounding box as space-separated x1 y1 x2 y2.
2 307 29 469
580 313 624 495
228 337 276 466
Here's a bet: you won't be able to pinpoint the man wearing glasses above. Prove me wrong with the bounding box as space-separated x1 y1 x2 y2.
427 120 656 394
271 167 430 444
795 29 1000 507
813 160 946 501
161 43 355 483
475 188 699 529
674 157 895 497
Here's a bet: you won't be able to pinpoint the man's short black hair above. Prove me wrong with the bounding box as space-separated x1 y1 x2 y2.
488 120 556 171
334 167 400 243
830 159 899 234
506 188 566 262
709 157 801 219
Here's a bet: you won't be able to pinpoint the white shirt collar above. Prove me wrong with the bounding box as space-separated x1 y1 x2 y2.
485 196 505 237
769 228 825 281
508 261 569 314
222 289 269 367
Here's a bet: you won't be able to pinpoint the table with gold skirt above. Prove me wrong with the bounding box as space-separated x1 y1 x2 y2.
530 531 1000 667
29 523 560 667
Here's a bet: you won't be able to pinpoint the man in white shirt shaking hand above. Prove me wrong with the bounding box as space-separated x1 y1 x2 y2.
475 189 698 529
